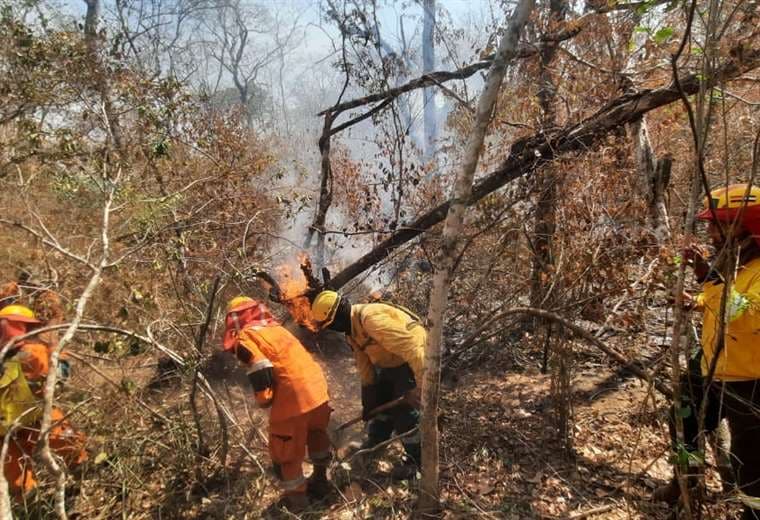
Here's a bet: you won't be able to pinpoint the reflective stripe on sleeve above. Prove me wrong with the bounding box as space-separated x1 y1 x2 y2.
249 359 273 372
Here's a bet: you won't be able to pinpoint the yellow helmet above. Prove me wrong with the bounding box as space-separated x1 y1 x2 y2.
226 296 256 314
310 290 341 329
697 184 760 220
0 305 40 324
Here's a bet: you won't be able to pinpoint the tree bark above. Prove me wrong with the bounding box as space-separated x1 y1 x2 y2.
418 0 535 513
83 0 100 37
304 112 334 268
631 116 673 240
328 44 760 289
83 0 123 152
632 117 670 230
530 0 566 379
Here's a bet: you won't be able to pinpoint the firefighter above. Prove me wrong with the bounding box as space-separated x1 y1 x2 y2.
653 184 760 519
310 291 425 480
0 304 87 496
222 297 332 512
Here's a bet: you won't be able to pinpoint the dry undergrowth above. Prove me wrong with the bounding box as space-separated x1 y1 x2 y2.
9 317 739 519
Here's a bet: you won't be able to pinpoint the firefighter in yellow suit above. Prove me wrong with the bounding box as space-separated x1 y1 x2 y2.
653 184 760 520
311 291 426 480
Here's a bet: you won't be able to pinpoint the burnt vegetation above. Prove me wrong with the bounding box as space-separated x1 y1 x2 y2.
0 0 758 518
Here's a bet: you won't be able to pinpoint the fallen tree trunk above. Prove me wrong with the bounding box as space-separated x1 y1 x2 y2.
329 44 760 289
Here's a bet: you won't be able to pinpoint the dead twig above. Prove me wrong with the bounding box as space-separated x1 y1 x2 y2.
566 504 616 519
190 275 222 464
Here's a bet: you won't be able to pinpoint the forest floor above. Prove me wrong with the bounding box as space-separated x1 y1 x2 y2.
20 323 743 519
195 329 741 519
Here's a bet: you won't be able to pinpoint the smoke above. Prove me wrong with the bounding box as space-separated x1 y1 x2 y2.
262 1 497 295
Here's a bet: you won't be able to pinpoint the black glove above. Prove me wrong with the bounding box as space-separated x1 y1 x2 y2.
404 386 421 409
361 385 380 421
57 359 72 382
247 367 274 392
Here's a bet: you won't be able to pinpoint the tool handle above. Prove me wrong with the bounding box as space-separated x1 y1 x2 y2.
336 396 407 432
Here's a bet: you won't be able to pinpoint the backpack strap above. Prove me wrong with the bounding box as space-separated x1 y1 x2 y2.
378 301 423 324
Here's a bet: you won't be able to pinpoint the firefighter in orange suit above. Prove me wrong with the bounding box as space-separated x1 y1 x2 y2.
0 305 87 495
223 296 332 512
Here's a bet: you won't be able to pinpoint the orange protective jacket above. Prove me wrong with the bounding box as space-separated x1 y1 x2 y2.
14 341 52 386
235 325 329 423
1 339 87 494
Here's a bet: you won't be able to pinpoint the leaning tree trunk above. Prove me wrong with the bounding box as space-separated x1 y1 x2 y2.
326 45 760 290
418 0 535 513
631 116 673 241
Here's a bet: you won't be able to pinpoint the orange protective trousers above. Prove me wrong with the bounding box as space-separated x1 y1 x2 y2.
3 408 87 495
269 402 331 495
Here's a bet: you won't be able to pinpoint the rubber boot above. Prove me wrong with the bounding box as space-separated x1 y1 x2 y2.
390 460 419 481
390 443 420 481
307 464 330 500
360 435 383 450
347 436 383 458
279 492 309 513
651 478 682 505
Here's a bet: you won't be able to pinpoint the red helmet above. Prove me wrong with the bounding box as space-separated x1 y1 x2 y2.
697 184 760 245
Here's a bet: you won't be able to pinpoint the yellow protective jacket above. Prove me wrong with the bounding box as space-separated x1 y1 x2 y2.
0 341 51 434
698 257 760 381
347 303 427 386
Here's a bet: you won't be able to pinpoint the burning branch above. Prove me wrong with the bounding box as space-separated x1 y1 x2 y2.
251 270 283 303
249 254 332 331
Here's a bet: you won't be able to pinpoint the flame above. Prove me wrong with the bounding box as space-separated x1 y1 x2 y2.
275 254 319 332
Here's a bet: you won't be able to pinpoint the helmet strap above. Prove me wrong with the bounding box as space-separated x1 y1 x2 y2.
223 312 242 351
328 297 352 334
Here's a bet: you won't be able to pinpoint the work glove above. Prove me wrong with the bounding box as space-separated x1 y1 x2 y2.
247 366 274 392
57 359 71 382
666 291 697 310
361 385 379 421
404 386 421 409
682 244 711 282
